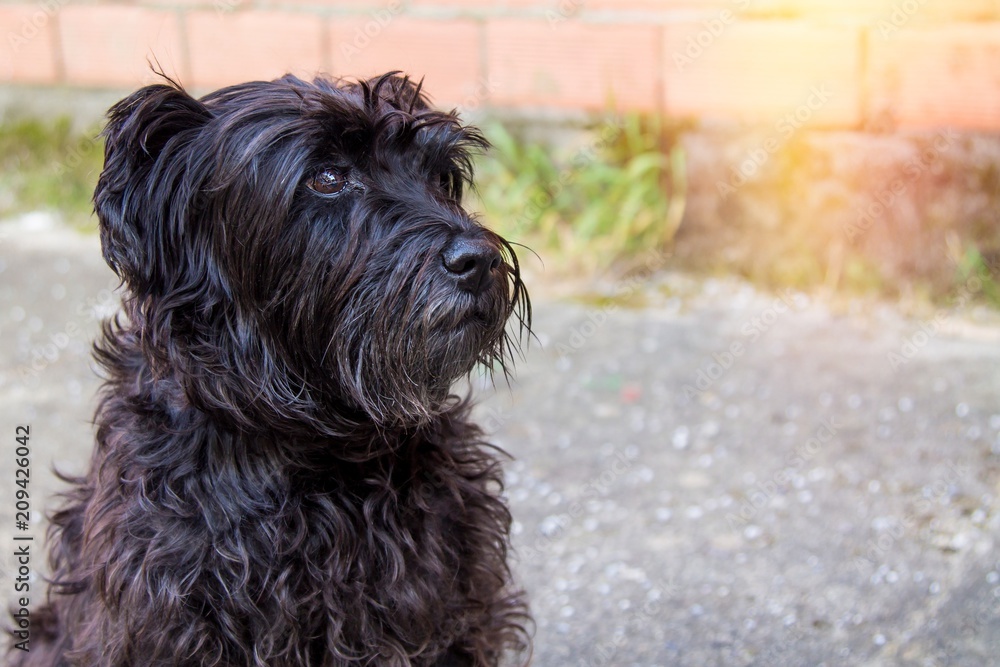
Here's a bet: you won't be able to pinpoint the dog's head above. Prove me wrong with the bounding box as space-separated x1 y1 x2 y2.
95 73 530 433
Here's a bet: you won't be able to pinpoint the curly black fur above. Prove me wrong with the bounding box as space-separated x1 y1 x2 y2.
8 73 532 667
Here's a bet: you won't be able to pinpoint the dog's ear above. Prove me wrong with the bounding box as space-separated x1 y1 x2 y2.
95 83 212 294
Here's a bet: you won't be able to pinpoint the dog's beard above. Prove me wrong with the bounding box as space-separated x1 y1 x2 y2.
326 245 528 426
244 198 531 433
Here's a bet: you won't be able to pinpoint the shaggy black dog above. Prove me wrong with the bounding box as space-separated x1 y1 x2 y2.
10 73 531 667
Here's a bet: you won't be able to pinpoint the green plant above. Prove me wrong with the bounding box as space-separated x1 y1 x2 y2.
474 114 685 267
956 244 1000 307
0 117 103 227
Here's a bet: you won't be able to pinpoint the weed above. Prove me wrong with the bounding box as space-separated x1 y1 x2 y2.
474 114 686 269
955 244 1000 307
0 117 103 228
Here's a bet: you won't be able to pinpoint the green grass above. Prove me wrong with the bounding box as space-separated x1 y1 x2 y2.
0 113 689 266
473 114 686 270
956 244 1000 308
0 117 103 227
2 114 996 311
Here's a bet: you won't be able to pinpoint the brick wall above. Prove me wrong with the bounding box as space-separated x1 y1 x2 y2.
1 0 1000 130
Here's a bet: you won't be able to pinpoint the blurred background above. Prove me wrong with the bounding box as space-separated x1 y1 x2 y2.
1 1 1000 665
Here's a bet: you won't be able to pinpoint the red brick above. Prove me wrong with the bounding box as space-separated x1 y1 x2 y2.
0 5 60 84
664 21 862 127
59 7 184 87
407 0 736 17
869 25 1000 130
260 0 403 9
411 0 720 10
408 0 547 10
329 17 482 107
917 0 997 20
745 0 893 18
486 19 661 111
137 0 228 6
186 10 325 88
586 0 995 20
748 0 995 20
585 0 730 11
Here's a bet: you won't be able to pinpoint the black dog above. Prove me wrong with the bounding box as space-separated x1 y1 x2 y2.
11 73 531 666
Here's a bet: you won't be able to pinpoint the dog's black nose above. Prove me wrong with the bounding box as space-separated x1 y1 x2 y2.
442 237 501 295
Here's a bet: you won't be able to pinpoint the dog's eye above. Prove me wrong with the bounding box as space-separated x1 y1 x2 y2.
307 168 351 196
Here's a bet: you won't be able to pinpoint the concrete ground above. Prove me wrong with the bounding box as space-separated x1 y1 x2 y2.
1 215 998 666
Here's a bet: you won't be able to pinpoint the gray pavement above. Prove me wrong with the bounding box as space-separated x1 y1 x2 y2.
1 216 999 666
